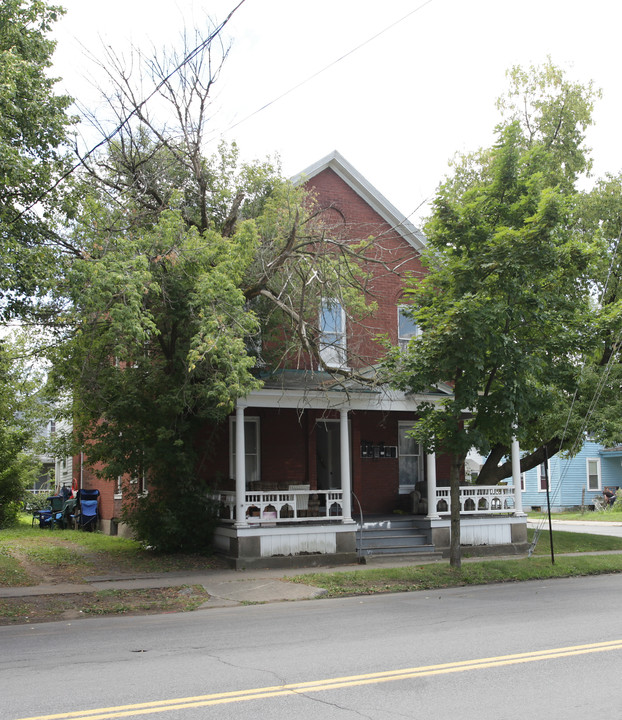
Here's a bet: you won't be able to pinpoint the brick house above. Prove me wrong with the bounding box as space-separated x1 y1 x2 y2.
74 150 528 566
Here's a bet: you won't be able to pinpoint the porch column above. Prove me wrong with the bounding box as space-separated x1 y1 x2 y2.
426 451 440 519
340 409 354 522
234 401 248 527
511 436 526 516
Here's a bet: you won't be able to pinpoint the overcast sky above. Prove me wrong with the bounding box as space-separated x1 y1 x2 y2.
51 0 622 227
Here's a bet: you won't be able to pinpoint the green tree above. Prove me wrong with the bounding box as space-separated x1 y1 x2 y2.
384 61 609 567
48 32 372 551
0 0 76 322
0 334 47 527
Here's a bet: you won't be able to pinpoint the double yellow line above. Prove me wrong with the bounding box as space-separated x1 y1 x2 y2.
16 639 622 720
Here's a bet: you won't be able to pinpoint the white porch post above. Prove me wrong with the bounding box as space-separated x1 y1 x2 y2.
234 401 248 527
426 450 440 519
511 436 526 516
340 409 353 522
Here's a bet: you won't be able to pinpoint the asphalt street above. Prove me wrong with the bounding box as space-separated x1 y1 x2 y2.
527 518 622 538
3 573 622 720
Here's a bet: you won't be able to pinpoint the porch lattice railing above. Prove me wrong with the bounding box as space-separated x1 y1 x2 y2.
215 489 344 524
434 485 516 515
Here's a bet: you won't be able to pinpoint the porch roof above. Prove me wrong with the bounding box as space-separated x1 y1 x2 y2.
243 369 450 412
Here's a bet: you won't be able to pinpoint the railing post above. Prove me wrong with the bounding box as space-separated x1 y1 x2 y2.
511 436 526 516
340 409 353 522
234 401 248 527
426 451 440 519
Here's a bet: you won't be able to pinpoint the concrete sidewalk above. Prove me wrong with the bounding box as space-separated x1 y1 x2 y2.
6 543 620 608
0 567 335 607
0 556 447 607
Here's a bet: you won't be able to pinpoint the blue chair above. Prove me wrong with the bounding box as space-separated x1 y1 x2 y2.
32 496 65 529
76 489 100 531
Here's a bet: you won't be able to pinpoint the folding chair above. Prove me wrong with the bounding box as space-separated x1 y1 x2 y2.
32 496 65 529
76 488 100 531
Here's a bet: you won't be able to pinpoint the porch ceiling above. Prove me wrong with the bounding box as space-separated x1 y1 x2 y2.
242 370 449 412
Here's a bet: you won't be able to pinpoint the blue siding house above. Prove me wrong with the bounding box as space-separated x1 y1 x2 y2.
520 441 622 511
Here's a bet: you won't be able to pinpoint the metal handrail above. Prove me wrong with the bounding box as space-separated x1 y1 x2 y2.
351 491 364 562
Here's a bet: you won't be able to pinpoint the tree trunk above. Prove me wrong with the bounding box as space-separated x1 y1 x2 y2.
477 437 561 484
449 452 464 569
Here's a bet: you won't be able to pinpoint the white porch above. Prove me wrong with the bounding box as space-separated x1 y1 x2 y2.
215 379 527 567
216 484 519 526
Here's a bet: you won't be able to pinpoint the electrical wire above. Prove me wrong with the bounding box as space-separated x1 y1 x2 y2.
221 0 436 136
10 0 436 233
8 0 247 228
528 222 622 543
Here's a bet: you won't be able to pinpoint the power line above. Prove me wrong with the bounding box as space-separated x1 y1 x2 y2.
221 0 436 136
9 0 248 228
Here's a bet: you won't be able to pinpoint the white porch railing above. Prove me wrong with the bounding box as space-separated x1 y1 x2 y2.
215 489 344 524
434 485 516 515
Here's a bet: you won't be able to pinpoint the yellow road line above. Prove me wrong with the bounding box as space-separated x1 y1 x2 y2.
15 639 622 720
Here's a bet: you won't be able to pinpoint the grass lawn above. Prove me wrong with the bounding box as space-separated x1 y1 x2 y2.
288 527 622 598
0 517 224 624
3 514 622 622
529 509 622 522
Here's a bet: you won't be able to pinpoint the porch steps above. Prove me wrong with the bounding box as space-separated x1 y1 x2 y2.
356 516 442 561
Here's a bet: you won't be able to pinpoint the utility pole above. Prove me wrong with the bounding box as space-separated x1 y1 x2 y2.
544 446 555 564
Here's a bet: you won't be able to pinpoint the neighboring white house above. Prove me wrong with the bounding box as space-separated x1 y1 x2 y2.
27 418 73 496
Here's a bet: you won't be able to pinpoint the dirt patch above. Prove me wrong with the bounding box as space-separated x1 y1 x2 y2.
3 536 228 587
0 585 211 625
0 529 229 624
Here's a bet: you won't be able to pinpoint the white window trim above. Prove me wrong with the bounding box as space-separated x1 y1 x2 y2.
319 299 348 369
538 460 551 492
398 421 422 494
229 416 261 484
586 457 601 492
397 305 420 351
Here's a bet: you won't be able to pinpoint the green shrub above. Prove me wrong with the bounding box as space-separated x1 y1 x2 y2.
121 484 219 554
0 500 22 528
22 491 52 513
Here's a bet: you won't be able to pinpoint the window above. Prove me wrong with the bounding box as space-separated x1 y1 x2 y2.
586 458 601 491
131 468 148 495
538 461 550 491
398 306 419 350
230 417 260 486
398 423 421 494
319 300 347 368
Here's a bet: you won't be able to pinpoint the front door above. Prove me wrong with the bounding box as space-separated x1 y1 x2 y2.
316 420 341 490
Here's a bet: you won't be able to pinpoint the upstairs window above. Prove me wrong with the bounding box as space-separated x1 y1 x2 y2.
319 300 347 368
398 306 419 350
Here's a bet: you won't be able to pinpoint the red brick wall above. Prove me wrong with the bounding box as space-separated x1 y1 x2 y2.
351 411 400 514
305 168 426 367
260 408 310 485
71 455 119 521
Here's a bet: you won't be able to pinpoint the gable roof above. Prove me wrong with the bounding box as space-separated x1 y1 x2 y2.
291 150 427 252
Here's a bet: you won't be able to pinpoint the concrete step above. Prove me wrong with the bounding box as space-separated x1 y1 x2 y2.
356 515 435 558
361 518 417 531
359 533 429 548
360 544 437 556
359 551 443 565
